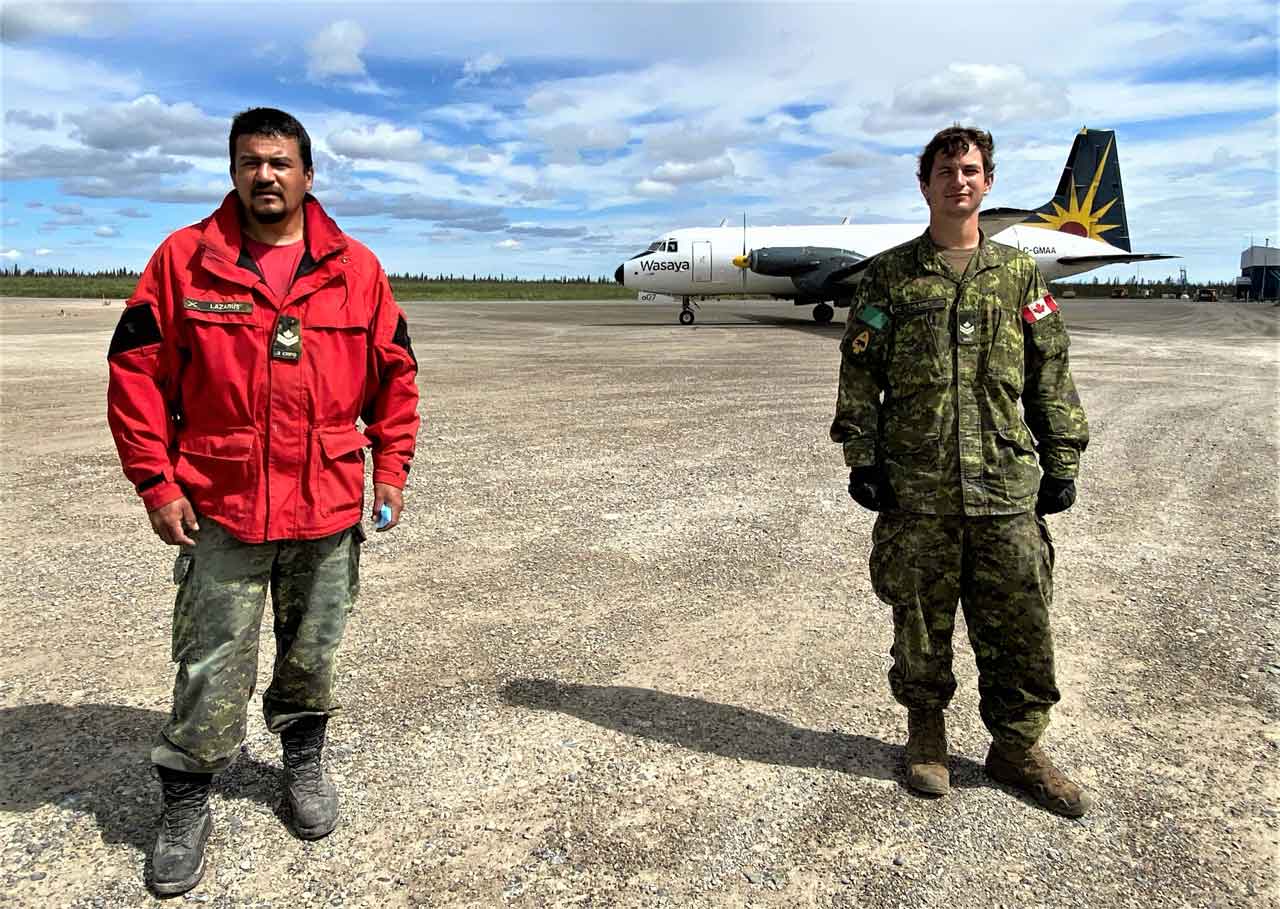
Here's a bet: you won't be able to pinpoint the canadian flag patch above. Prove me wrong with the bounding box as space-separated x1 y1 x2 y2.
1022 293 1059 324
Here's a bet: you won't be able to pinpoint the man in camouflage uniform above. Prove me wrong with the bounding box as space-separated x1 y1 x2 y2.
107 108 420 894
831 126 1093 817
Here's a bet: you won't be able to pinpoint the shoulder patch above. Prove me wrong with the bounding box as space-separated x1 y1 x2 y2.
849 329 872 355
392 314 418 369
856 304 888 330
108 304 162 358
1021 293 1060 324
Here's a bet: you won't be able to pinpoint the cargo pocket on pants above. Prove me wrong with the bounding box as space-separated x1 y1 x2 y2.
171 549 198 663
348 523 366 609
869 512 909 604
1034 515 1056 572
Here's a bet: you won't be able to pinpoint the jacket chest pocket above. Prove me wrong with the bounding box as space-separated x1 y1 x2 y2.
888 297 948 392
985 304 1026 394
181 301 258 346
179 303 261 422
300 283 369 421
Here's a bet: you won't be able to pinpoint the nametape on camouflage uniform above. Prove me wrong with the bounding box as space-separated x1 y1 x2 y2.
184 298 253 314
857 304 888 330
890 298 947 317
1022 294 1059 324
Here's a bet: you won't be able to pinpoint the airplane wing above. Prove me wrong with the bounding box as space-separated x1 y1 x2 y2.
979 207 1037 236
1056 253 1179 266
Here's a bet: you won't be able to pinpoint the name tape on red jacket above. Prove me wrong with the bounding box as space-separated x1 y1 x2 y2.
1021 293 1059 324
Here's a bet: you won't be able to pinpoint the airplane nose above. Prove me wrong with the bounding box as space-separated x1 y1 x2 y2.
614 264 624 285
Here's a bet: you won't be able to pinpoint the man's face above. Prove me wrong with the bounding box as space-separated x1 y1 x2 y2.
232 133 313 226
920 145 992 219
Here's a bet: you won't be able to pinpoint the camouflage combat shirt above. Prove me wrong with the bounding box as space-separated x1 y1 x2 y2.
831 230 1089 516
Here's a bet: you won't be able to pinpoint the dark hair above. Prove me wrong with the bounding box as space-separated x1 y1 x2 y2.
917 125 994 183
228 107 313 173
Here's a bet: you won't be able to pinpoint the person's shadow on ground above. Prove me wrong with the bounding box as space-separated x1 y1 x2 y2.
0 703 278 858
499 679 989 790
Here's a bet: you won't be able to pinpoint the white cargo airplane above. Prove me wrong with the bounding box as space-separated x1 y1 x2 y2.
614 128 1176 325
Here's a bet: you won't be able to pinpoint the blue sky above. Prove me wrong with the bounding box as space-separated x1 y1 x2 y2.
1 1 1276 282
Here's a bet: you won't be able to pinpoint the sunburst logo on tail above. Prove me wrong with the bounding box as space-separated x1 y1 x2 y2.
1032 136 1121 242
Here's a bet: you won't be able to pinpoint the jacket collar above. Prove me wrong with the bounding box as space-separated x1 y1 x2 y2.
915 227 1000 281
198 192 348 286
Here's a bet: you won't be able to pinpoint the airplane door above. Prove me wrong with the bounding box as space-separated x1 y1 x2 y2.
693 241 712 282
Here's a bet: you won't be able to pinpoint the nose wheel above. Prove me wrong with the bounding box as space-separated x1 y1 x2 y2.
678 300 698 325
812 302 834 324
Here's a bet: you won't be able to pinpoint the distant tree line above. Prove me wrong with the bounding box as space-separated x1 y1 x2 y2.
0 265 617 283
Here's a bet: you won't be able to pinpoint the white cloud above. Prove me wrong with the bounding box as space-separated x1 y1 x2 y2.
94 225 119 237
327 123 449 162
863 64 1068 133
68 94 224 156
34 248 53 255
531 122 631 164
650 155 735 185
495 238 521 249
0 249 21 260
2 46 141 102
1 2 106 41
818 148 884 170
633 179 677 197
5 109 57 130
459 52 503 85
307 20 370 80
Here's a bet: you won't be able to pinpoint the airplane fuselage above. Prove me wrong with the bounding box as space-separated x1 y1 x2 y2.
618 223 1129 299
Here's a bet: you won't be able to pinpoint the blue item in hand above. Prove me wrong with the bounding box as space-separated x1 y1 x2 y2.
376 503 393 529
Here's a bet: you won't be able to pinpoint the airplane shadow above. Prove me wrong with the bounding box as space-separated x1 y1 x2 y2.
0 703 279 857
499 679 990 791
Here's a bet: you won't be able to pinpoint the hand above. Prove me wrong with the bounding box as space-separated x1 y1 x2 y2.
371 482 404 532
1035 475 1077 516
848 465 893 512
148 496 199 546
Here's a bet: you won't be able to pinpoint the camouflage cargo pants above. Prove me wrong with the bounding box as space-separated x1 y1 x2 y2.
152 518 364 773
870 511 1060 751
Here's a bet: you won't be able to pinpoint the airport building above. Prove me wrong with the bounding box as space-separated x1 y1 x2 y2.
1236 244 1280 300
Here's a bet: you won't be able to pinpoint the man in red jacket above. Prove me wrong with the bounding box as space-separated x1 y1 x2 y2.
107 107 420 896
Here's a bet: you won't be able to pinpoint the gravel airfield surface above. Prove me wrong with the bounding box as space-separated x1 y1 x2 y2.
0 297 1276 908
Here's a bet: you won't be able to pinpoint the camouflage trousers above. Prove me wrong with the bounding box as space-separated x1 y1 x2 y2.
152 518 364 773
869 510 1060 751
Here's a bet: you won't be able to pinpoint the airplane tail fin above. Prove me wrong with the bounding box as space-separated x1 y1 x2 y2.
1022 127 1132 252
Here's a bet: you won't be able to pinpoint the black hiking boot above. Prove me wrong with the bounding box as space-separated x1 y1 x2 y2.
281 716 338 840
151 766 213 897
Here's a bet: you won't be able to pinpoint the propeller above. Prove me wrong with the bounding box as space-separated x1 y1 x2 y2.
732 212 750 291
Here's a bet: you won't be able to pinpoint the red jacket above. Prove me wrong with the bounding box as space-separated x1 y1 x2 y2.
107 192 420 542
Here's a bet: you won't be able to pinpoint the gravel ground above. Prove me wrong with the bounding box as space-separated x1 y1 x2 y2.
0 297 1276 909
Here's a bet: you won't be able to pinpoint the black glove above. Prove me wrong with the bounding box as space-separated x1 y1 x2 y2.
1035 475 1076 516
848 465 894 512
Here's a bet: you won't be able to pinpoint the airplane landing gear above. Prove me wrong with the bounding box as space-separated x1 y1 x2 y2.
678 299 698 325
812 302 834 324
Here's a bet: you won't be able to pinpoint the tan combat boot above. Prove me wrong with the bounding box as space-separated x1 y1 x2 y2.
985 743 1095 818
905 708 950 796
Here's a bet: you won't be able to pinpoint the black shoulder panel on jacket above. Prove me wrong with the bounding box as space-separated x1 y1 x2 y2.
392 314 418 369
108 304 162 358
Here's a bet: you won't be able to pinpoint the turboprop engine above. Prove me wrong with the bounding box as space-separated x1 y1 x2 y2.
733 246 865 296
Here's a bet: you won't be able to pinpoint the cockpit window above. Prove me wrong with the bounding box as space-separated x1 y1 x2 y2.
667 239 678 253
646 241 662 252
